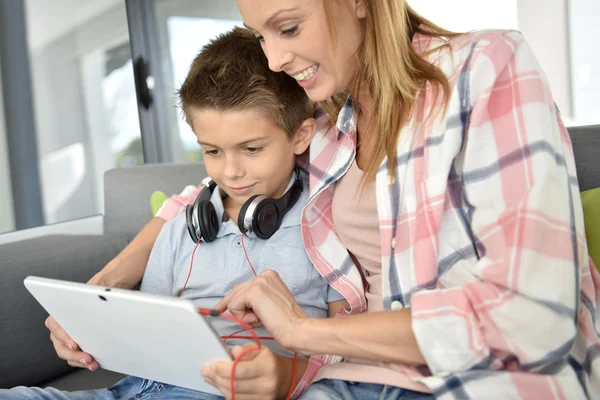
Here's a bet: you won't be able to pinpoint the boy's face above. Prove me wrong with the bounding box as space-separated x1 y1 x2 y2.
191 108 313 211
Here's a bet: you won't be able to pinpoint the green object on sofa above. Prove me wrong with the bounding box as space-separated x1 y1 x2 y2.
582 187 600 270
150 191 168 216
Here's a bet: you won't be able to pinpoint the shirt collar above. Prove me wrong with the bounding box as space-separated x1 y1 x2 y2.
279 168 309 229
335 94 358 139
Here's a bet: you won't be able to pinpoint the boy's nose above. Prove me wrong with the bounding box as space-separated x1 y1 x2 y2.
223 157 244 180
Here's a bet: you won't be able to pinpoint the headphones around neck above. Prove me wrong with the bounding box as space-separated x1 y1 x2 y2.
185 169 303 243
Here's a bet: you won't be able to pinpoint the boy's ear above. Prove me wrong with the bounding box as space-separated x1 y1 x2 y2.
292 118 316 155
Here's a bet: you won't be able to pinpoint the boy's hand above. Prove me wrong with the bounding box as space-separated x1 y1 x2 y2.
44 272 112 371
202 343 293 400
45 316 99 371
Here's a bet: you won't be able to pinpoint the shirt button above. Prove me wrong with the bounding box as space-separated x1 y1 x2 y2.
391 238 396 249
235 239 241 247
391 300 403 310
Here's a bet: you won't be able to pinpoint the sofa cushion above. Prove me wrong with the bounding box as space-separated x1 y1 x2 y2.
0 234 129 389
582 187 600 269
103 163 207 239
568 125 600 192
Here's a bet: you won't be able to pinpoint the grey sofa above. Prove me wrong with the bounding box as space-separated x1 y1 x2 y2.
0 126 598 391
0 163 207 390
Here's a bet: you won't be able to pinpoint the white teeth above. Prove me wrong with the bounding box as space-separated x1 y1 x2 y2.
293 64 318 81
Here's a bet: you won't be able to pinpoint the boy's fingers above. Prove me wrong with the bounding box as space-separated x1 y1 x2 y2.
46 317 79 350
51 334 95 366
49 331 79 352
211 348 263 379
67 359 99 371
233 344 262 361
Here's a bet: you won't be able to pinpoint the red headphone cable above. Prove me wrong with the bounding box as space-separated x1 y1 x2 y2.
181 234 298 400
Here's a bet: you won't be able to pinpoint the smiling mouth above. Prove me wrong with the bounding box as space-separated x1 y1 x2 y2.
227 184 255 193
291 64 319 81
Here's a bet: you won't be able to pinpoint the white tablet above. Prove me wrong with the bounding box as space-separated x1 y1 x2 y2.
24 276 231 396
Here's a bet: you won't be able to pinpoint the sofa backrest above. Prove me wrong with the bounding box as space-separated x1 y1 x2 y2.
568 124 600 192
103 125 598 238
104 163 207 238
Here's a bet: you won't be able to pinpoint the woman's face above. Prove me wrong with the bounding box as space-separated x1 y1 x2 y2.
236 0 366 102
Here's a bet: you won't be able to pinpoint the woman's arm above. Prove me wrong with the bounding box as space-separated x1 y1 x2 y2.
215 271 425 365
90 183 204 288
295 309 425 365
88 217 166 288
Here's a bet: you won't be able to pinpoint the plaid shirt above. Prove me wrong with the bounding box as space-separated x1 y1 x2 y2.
158 30 599 399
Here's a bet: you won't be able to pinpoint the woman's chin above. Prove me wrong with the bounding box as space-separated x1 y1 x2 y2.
303 83 340 103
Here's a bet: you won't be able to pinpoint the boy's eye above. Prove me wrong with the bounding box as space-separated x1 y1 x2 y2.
245 147 262 154
203 149 220 156
281 26 298 37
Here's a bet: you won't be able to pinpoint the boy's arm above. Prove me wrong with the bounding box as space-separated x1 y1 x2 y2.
327 299 350 317
276 354 309 400
139 219 176 295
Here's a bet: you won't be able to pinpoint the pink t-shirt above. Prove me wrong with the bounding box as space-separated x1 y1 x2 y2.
328 159 430 393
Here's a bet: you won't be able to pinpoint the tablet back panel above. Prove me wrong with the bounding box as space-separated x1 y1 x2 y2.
24 276 231 395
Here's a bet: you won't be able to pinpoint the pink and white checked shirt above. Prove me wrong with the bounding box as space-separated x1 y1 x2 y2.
157 30 599 399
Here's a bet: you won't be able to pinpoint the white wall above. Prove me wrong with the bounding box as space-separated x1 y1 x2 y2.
0 55 16 233
410 0 572 123
517 0 572 119
25 0 122 51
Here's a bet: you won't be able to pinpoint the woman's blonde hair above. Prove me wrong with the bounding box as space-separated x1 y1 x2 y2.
321 0 459 184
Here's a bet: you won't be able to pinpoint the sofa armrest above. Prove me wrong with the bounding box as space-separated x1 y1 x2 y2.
0 234 129 388
0 215 103 246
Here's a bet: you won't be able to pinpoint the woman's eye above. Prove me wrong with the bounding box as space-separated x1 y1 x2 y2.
281 26 298 36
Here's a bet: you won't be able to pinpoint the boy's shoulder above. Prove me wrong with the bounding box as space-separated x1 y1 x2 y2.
155 213 190 251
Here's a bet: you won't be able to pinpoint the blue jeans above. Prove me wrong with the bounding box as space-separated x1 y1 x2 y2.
298 379 434 400
0 376 223 400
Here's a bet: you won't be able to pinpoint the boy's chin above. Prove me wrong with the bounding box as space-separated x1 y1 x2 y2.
223 192 253 206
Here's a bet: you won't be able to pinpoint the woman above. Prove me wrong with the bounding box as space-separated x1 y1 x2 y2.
206 0 600 399
49 1 598 399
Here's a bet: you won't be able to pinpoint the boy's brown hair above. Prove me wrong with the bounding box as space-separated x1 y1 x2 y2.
178 27 313 138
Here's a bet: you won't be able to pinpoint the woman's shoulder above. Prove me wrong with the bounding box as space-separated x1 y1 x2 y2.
422 29 530 75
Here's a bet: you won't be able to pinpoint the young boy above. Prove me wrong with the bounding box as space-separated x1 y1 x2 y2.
1 27 346 400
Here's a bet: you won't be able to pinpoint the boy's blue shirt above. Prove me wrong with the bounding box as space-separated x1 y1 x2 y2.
141 170 343 357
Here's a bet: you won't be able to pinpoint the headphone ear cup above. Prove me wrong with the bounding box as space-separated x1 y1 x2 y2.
252 199 281 239
185 204 198 243
199 201 219 242
237 194 259 234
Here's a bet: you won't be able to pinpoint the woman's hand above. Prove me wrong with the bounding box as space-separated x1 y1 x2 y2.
45 316 98 371
214 270 308 349
202 343 297 400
